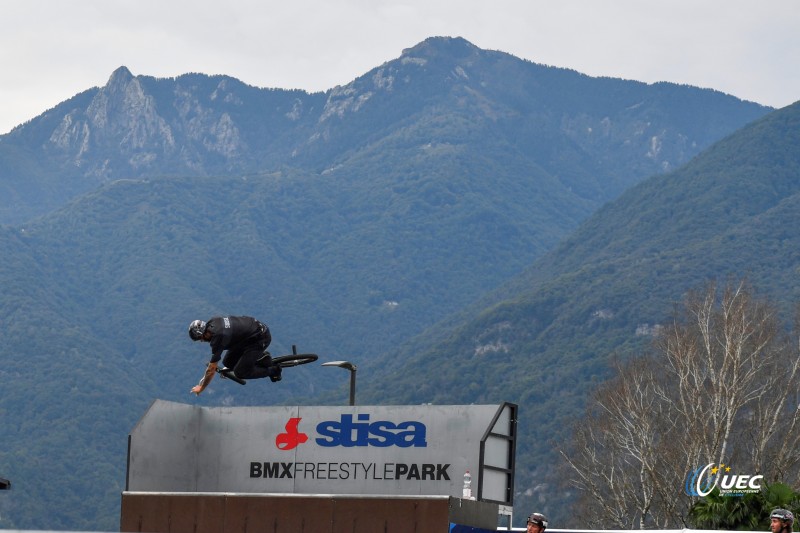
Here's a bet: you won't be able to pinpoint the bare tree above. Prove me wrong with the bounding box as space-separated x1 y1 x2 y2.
560 280 800 528
560 357 675 528
745 304 800 478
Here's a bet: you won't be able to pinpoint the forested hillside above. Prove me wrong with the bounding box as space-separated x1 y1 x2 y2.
0 37 778 530
353 101 800 524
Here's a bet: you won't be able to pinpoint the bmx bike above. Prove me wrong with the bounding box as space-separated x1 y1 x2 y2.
216 345 318 385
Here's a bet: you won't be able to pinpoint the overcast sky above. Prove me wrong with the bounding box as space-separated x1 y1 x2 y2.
1 0 798 134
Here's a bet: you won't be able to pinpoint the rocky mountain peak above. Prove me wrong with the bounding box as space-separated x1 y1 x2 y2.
318 37 480 124
45 66 176 175
44 66 257 177
106 66 134 91
400 36 477 60
0 38 773 225
88 67 158 129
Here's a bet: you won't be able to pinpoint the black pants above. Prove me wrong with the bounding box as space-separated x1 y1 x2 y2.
222 325 272 379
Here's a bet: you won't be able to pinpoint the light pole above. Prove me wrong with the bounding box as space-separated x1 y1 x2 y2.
322 361 357 406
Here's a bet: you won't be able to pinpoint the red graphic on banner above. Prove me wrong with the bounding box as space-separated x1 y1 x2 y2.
275 417 309 450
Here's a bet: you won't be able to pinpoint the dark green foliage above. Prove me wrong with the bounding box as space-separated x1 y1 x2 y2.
689 483 800 531
0 37 781 530
352 102 800 526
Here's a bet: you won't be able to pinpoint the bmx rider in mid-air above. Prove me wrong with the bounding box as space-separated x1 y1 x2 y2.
188 315 281 395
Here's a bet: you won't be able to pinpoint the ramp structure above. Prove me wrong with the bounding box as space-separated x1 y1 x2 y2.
122 400 517 532
120 493 501 532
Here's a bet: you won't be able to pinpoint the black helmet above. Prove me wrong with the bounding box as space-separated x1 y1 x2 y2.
771 509 795 524
527 513 548 528
188 320 207 341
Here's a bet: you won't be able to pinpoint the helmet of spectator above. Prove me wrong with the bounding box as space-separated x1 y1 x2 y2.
772 509 795 525
527 513 548 529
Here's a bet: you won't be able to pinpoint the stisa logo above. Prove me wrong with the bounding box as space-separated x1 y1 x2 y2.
275 417 309 451
685 463 763 497
316 414 427 448
274 414 428 450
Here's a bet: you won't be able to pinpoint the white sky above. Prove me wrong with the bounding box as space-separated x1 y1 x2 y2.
1 0 799 134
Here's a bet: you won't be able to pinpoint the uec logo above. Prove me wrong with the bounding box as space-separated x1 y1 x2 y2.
685 463 763 496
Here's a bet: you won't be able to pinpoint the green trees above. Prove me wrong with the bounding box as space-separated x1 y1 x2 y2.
688 483 800 530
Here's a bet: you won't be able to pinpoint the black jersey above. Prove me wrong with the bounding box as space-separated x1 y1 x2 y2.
205 316 265 363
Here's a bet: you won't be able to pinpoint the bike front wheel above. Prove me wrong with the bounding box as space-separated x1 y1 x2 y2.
273 353 318 368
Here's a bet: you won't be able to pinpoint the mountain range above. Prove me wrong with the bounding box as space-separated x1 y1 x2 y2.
0 37 766 225
357 100 800 519
0 36 790 529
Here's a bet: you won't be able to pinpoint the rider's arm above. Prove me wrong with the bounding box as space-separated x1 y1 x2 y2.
191 361 218 395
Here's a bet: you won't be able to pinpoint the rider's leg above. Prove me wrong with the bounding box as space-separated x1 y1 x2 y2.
222 348 244 374
260 324 272 349
256 351 272 366
255 326 273 364
254 328 280 380
234 344 273 380
254 350 282 381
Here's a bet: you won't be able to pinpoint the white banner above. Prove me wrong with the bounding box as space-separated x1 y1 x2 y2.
127 400 515 503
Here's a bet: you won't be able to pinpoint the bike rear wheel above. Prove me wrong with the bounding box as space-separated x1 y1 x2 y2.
273 353 318 368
